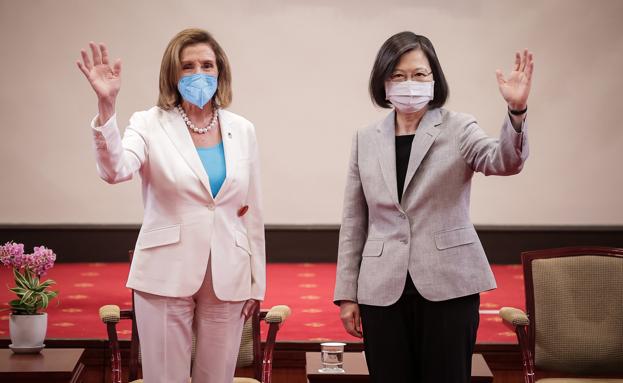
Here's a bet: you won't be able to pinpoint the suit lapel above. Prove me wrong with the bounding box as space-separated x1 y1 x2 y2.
402 108 442 197
375 111 402 211
160 109 215 200
214 109 236 202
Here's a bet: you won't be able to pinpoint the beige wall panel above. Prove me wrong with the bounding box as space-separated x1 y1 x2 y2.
0 0 621 224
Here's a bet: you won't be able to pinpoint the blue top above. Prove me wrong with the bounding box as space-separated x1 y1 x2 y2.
197 142 226 198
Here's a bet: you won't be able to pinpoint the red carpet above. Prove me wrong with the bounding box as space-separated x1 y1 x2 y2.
0 263 524 344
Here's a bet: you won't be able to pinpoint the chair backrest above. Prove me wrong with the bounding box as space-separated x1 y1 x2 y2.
522 247 623 375
236 308 261 372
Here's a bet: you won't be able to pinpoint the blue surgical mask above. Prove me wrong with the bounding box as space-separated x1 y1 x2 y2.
177 73 218 109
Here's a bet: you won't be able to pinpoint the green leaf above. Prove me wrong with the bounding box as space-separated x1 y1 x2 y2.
9 287 27 295
13 269 29 289
20 290 34 305
23 268 33 284
25 269 37 289
10 298 36 315
9 299 22 307
38 279 56 289
33 280 56 293
40 293 49 309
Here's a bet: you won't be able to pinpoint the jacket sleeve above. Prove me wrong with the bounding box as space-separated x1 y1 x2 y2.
333 131 368 304
91 112 148 184
459 112 529 176
242 123 266 301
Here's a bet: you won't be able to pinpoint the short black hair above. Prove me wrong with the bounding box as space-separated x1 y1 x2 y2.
369 31 449 109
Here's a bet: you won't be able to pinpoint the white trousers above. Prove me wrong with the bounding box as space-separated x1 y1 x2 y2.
134 263 245 383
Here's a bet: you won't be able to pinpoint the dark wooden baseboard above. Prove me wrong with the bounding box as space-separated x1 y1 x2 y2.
0 224 621 264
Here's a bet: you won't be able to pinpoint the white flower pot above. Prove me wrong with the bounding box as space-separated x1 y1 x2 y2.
9 313 47 348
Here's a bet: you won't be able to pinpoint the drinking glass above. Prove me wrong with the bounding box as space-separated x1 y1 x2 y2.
318 342 346 373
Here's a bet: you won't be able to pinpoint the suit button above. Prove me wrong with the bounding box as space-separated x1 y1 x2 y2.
207 204 215 210
400 239 408 244
399 213 406 219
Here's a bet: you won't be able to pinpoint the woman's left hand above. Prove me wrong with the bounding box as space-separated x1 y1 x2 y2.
496 49 534 110
241 299 259 321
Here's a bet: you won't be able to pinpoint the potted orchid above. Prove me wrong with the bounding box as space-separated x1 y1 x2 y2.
1 241 58 352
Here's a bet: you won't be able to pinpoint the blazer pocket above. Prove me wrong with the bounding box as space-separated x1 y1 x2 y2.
138 224 181 250
235 230 252 255
434 227 478 250
362 239 384 257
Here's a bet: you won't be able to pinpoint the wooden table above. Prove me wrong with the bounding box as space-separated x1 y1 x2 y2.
306 352 493 382
0 348 85 383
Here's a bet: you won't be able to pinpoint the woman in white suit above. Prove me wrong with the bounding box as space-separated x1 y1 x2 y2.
77 28 265 383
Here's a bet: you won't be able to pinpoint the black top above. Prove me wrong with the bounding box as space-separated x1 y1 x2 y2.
395 134 418 295
395 134 415 203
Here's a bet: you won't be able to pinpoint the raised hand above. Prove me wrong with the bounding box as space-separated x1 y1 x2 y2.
496 49 534 111
76 42 122 103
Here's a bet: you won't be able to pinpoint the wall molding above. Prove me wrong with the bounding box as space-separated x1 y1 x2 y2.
0 224 621 264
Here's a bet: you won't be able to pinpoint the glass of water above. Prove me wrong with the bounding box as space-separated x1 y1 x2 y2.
318 342 346 373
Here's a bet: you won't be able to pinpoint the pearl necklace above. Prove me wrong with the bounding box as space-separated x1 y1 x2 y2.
176 105 218 134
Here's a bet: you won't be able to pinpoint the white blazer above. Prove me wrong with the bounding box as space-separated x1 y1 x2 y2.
91 106 265 301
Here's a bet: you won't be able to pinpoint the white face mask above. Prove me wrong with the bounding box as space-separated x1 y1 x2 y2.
385 80 435 113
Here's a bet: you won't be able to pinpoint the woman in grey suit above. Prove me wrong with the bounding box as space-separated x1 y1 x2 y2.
334 31 533 382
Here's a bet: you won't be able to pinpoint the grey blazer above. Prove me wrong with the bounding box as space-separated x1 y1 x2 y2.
334 108 528 306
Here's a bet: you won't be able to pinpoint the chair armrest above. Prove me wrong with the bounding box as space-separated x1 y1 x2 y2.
261 305 291 383
99 305 121 323
264 305 291 324
499 307 534 381
499 307 529 327
99 304 124 383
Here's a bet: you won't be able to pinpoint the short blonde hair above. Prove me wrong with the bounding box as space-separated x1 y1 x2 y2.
158 28 232 110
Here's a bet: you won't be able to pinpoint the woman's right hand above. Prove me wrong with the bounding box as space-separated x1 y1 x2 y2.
76 42 121 123
339 301 363 338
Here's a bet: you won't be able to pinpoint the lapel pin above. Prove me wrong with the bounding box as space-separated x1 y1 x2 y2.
237 205 249 217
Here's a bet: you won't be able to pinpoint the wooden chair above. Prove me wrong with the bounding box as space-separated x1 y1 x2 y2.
99 252 291 383
499 246 623 383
